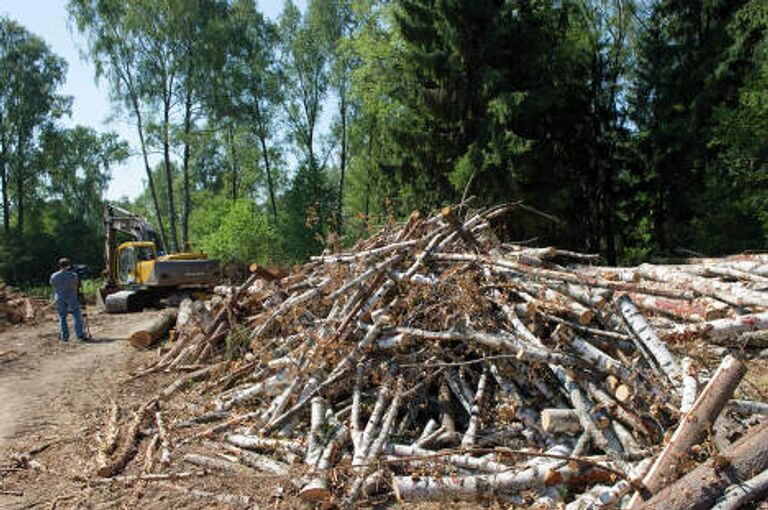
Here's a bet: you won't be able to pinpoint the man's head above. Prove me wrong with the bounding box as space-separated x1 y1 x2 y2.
58 257 71 270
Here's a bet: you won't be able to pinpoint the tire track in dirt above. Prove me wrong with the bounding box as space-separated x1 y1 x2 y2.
0 311 157 447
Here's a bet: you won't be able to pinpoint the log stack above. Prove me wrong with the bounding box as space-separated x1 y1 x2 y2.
0 281 36 328
102 203 768 509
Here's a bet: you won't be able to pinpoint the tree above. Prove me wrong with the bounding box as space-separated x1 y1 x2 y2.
711 0 768 243
42 126 129 222
278 0 335 256
0 16 69 236
210 0 283 221
631 0 761 255
69 0 170 252
312 0 358 233
280 1 331 178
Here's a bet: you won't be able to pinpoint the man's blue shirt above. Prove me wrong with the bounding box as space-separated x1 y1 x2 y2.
50 269 79 302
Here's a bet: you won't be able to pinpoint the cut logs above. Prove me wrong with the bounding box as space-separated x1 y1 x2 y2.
0 281 38 328
129 308 178 349
97 202 768 508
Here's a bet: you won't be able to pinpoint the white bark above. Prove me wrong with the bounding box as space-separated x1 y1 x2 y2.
617 295 681 388
710 467 768 510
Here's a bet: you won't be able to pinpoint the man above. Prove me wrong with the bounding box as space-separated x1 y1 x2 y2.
50 258 89 342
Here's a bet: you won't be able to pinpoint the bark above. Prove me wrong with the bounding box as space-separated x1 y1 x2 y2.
392 444 573 502
665 313 768 344
710 466 768 510
628 355 747 508
623 292 722 322
635 424 768 510
461 371 488 448
336 90 347 234
225 434 303 456
129 309 178 349
255 117 277 221
14 130 24 235
617 294 681 388
432 253 696 300
227 125 239 201
182 453 238 473
181 84 192 247
0 115 8 235
680 357 698 413
385 443 511 473
638 263 768 308
160 364 216 399
726 399 768 416
162 80 179 253
97 399 158 477
541 409 582 435
98 402 120 467
131 92 168 253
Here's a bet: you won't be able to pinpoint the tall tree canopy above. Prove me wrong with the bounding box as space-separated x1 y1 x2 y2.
5 0 768 284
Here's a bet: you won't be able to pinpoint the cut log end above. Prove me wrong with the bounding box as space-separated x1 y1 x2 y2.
299 478 331 502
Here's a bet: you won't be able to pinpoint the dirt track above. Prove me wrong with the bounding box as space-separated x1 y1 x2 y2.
0 309 159 509
0 310 158 444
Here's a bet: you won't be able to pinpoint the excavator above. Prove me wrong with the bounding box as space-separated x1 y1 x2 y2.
100 204 220 313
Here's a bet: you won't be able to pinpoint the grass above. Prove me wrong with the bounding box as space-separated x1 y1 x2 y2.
22 278 103 302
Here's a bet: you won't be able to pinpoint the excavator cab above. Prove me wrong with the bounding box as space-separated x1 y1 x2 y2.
116 241 157 286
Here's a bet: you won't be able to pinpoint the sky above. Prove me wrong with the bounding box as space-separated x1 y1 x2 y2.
0 0 300 202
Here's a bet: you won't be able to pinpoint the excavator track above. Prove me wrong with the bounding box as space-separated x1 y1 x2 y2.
104 290 155 313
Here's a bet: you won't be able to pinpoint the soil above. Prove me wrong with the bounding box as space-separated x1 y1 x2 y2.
0 308 164 509
0 309 311 510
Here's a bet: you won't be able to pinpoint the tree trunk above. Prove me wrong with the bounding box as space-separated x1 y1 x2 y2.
258 130 277 221
636 423 768 510
181 86 193 248
14 131 24 235
162 88 179 253
629 355 747 508
364 120 375 231
0 117 8 235
602 165 617 265
336 91 347 234
254 101 277 222
132 95 168 254
129 308 178 350
227 126 238 201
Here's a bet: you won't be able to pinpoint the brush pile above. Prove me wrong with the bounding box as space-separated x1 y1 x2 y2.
0 281 36 328
104 203 768 509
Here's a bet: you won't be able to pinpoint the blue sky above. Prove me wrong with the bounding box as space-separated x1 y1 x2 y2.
0 0 298 201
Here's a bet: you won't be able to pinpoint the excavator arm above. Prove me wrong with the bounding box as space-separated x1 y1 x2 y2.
103 204 162 288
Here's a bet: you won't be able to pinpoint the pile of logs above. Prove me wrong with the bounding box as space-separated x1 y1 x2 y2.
104 203 768 509
0 281 36 328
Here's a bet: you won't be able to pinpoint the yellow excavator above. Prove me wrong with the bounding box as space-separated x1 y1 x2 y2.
100 204 220 313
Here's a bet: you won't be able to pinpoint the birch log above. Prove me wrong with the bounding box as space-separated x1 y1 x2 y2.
617 294 681 388
635 424 768 510
628 355 747 508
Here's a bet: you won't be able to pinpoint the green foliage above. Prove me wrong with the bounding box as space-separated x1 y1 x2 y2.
279 165 335 262
4 0 768 289
193 198 278 265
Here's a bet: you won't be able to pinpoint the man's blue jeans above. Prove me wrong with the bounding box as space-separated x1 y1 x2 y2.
56 296 84 341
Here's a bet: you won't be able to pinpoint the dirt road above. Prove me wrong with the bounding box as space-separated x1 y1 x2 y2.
0 309 159 509
0 309 157 445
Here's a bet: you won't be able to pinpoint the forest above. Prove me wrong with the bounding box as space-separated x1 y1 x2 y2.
0 0 766 284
